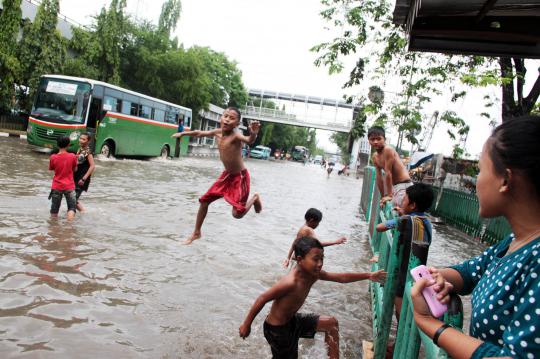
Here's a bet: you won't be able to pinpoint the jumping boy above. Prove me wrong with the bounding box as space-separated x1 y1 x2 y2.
368 126 412 208
282 208 347 268
49 136 78 221
239 237 386 359
375 183 434 319
172 107 262 244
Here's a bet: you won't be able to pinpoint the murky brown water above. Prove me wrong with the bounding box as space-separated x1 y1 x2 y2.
0 136 486 358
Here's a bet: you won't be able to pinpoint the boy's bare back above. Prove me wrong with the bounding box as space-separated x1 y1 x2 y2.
296 224 317 240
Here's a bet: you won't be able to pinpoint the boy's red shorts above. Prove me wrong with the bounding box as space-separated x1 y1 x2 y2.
199 169 250 214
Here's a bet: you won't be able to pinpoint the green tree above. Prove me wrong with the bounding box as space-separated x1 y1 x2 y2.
94 0 128 84
158 0 181 38
0 0 22 113
189 46 249 108
313 0 539 128
17 0 66 111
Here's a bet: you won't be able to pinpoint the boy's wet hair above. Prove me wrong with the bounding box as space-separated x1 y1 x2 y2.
305 208 322 222
406 183 434 212
57 136 70 149
368 126 385 138
226 107 241 122
487 115 540 198
294 236 323 258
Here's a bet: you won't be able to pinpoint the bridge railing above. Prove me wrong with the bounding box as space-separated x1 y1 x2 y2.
243 106 297 120
362 166 463 359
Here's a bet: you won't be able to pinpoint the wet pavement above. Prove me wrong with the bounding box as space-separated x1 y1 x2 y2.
0 136 486 358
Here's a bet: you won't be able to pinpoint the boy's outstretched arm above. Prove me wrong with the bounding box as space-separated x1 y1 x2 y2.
239 280 294 338
320 236 347 247
172 129 218 138
237 121 260 144
319 269 387 283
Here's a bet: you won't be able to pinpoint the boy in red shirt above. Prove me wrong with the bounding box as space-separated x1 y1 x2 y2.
49 136 78 221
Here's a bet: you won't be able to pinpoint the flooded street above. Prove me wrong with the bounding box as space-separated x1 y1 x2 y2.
0 136 486 358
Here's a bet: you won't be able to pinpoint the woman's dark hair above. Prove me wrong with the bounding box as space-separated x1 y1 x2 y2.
304 208 322 222
80 132 92 140
56 136 70 148
487 115 540 197
294 237 323 258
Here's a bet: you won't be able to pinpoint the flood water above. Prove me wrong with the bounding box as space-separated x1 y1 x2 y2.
0 136 486 358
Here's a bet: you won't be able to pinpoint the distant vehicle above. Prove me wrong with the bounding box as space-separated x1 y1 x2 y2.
313 155 323 164
250 145 271 159
242 144 249 158
292 145 310 162
26 75 192 158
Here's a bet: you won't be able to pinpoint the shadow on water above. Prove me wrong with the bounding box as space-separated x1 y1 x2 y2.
0 137 487 358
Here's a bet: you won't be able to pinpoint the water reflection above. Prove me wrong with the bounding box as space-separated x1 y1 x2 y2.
0 137 486 358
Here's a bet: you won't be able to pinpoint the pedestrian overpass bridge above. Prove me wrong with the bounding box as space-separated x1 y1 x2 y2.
243 89 360 133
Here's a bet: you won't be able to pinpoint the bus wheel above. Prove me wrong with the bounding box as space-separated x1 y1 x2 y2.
160 145 170 159
100 141 114 158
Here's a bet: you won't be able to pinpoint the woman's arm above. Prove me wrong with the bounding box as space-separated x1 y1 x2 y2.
82 153 95 181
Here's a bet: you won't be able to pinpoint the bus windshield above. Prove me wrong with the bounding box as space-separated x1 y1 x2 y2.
32 78 91 124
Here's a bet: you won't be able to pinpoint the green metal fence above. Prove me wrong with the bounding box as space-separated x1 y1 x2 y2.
362 166 463 359
431 186 511 245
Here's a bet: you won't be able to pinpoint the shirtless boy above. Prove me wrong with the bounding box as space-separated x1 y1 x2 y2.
239 237 386 359
172 107 262 244
282 208 347 268
368 126 412 208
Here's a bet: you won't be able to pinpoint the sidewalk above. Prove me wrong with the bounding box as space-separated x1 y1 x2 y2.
0 128 26 139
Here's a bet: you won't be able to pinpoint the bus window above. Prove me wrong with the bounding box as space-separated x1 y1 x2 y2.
140 105 151 119
154 109 165 122
164 111 176 124
130 103 140 117
121 101 131 115
104 96 118 112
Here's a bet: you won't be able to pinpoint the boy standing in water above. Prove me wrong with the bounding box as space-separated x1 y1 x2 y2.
240 237 386 359
73 133 95 212
49 136 78 221
368 126 412 208
172 107 262 244
282 208 347 268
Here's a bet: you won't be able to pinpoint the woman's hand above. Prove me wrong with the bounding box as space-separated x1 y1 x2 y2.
429 267 453 303
411 267 454 318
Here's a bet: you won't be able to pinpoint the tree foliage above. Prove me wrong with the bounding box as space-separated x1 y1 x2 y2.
312 0 539 156
17 0 66 111
0 0 22 113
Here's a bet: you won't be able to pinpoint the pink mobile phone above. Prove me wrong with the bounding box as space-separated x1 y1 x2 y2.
410 265 448 318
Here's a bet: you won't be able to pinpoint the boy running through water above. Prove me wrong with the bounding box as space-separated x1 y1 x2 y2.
283 208 347 268
368 126 412 208
49 136 78 221
240 237 386 358
172 107 262 244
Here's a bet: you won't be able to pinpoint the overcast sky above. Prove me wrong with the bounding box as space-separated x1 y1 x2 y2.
57 0 539 157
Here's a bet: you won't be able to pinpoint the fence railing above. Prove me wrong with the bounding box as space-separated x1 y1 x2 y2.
430 186 511 245
0 114 28 132
363 167 464 359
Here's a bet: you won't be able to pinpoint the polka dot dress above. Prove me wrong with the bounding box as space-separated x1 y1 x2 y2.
452 234 540 358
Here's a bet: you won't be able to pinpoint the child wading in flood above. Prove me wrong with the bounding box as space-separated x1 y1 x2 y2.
283 208 347 268
49 136 78 221
172 107 262 244
73 133 95 212
240 237 386 359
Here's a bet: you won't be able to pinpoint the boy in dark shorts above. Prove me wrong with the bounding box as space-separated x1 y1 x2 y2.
172 107 262 244
240 237 386 358
49 136 78 221
282 208 347 268
375 183 434 319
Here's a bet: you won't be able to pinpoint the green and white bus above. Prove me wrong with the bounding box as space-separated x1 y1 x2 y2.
26 75 192 157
